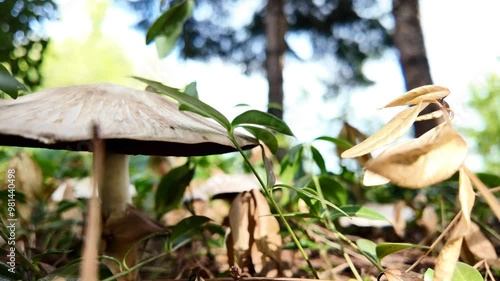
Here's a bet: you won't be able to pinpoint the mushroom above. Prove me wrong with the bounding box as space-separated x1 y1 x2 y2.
0 83 257 276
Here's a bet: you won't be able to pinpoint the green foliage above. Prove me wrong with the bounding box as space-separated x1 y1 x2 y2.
0 0 57 89
146 0 194 58
423 262 483 281
0 64 27 99
465 74 500 172
155 161 195 219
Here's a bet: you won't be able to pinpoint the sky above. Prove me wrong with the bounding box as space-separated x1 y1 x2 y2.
45 0 500 171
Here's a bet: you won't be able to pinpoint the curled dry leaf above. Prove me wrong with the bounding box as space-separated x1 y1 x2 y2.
382 85 450 108
363 169 390 186
464 221 498 261
365 123 467 189
434 216 468 281
341 102 425 158
458 168 474 226
227 189 282 276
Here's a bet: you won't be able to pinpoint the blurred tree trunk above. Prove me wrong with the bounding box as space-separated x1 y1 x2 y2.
265 0 286 119
393 0 443 137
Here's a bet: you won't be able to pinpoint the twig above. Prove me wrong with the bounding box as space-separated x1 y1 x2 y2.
80 123 104 281
406 211 462 273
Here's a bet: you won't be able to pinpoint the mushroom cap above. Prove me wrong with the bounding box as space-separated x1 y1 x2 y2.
0 84 257 156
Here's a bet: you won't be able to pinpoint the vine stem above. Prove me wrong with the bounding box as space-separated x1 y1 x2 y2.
229 133 320 279
306 145 376 279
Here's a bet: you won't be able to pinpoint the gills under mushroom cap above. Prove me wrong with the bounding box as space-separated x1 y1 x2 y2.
0 83 257 156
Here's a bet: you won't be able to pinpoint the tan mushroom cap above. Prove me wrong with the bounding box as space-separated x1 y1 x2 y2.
0 83 257 156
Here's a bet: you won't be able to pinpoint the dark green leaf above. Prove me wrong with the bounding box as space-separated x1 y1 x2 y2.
242 126 278 154
145 0 194 57
310 146 327 173
155 161 195 217
0 262 22 280
170 215 212 242
310 175 348 206
232 110 294 136
315 136 352 149
135 77 231 130
376 242 428 262
0 64 27 99
330 205 389 222
32 250 73 264
296 187 321 216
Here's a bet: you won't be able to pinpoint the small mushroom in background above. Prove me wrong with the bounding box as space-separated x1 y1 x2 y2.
0 83 257 278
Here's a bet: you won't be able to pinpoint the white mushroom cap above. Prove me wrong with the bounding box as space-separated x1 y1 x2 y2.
0 84 256 156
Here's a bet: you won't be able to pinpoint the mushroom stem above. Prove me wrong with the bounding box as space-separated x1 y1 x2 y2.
101 152 131 219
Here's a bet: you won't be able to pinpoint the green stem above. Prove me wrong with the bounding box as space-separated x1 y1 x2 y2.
308 145 384 274
229 133 320 279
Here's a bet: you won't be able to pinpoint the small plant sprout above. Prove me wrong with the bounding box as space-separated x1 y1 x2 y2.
342 85 500 281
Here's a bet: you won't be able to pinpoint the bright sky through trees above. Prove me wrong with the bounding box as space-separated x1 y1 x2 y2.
45 0 500 171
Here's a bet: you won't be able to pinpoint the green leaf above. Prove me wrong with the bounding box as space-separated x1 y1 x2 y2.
356 238 378 265
261 144 276 188
422 262 483 281
135 77 231 130
0 64 27 99
296 187 321 216
311 175 348 206
330 205 389 223
315 136 352 149
183 81 198 98
451 262 483 281
145 0 194 57
155 161 195 217
0 262 22 280
32 250 73 264
170 215 212 242
232 110 294 136
310 145 327 173
375 242 428 262
242 126 278 154
423 268 434 281
284 184 347 217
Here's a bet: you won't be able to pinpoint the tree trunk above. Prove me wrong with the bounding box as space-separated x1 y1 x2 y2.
265 0 286 120
393 0 443 137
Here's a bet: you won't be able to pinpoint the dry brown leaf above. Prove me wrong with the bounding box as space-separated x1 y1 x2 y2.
464 221 498 260
337 122 372 166
464 166 500 222
227 190 281 276
383 85 450 108
102 204 166 280
341 102 425 158
458 168 474 226
250 189 282 276
365 123 467 189
6 153 44 222
434 216 468 281
363 169 391 186
228 192 252 270
380 269 423 281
